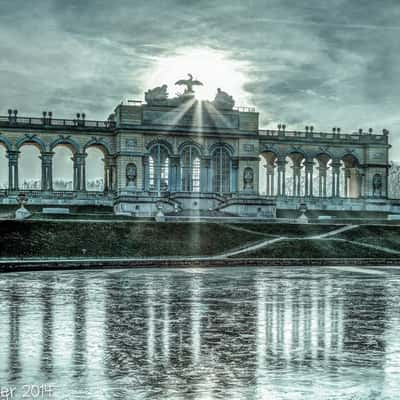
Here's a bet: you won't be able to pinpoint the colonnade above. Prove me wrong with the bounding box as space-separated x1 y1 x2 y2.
261 153 363 199
0 144 381 199
1 146 116 192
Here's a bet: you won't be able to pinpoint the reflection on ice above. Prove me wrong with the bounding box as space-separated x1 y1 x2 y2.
0 266 399 399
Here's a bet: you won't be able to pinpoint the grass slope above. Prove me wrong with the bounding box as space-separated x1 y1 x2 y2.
1 221 398 259
337 225 400 251
232 223 341 237
0 221 261 258
234 238 392 258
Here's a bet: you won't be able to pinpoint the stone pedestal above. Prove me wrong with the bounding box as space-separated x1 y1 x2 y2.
124 183 138 194
155 208 165 222
297 210 309 224
240 188 257 196
297 203 309 223
15 206 31 220
15 193 31 220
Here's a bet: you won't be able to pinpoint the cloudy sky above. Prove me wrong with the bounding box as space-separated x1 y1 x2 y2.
1 0 400 160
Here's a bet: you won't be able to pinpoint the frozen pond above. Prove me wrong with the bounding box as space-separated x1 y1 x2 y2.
0 266 400 399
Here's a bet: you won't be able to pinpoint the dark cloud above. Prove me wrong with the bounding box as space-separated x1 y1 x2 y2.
0 0 400 157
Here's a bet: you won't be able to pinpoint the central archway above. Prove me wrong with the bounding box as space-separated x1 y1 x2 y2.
181 145 201 192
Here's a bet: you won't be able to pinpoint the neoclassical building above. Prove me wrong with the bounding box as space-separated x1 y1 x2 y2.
0 80 393 217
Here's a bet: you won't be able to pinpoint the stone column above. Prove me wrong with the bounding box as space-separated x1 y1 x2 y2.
331 162 341 197
265 162 276 196
142 156 149 191
318 166 327 197
104 156 116 192
208 159 213 192
292 166 297 196
357 167 363 198
344 168 351 198
304 167 309 197
109 162 115 192
72 153 86 192
231 159 239 193
332 168 337 197
176 158 182 192
264 164 269 195
111 163 117 192
270 164 276 196
318 168 322 196
200 157 211 193
277 159 286 196
292 163 302 196
304 160 314 197
40 152 53 191
82 156 86 192
7 151 19 191
168 156 180 192
276 172 281 196
103 159 109 192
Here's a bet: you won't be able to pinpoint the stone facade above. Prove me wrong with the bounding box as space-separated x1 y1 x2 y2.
0 102 392 217
389 161 400 199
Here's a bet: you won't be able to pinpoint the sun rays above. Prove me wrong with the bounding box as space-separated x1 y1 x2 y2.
149 96 237 134
141 45 252 136
151 97 196 129
143 47 251 106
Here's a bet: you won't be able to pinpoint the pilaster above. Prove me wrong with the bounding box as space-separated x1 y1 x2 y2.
40 152 54 191
72 153 87 192
200 157 211 193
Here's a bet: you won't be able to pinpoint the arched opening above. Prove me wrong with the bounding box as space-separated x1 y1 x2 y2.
85 147 105 192
0 145 8 189
19 144 41 190
52 145 74 191
259 151 277 196
149 144 170 193
341 154 360 198
285 153 305 196
181 146 201 192
212 147 231 193
312 154 333 197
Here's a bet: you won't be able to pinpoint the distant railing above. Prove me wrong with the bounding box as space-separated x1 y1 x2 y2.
258 128 389 143
233 106 256 113
125 100 256 113
0 115 116 130
0 190 114 199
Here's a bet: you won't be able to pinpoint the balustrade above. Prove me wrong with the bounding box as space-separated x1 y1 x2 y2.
0 115 115 130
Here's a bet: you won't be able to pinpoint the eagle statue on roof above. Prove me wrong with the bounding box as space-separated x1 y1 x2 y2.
175 73 203 94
